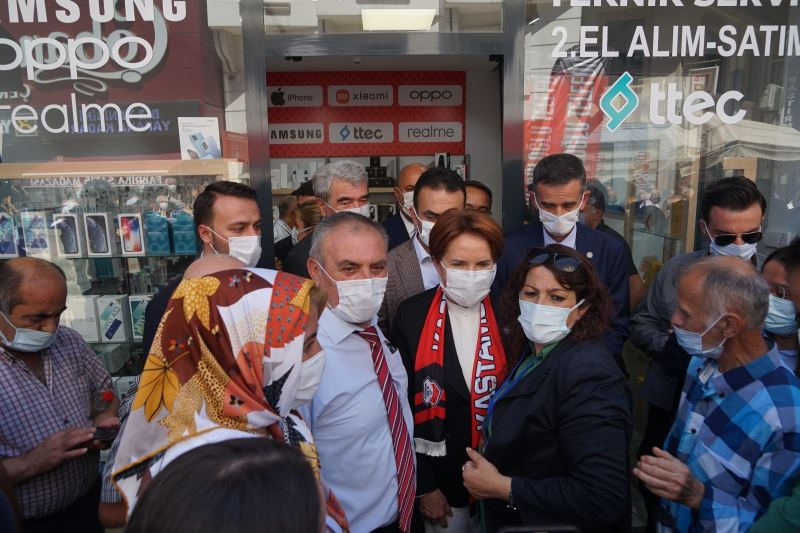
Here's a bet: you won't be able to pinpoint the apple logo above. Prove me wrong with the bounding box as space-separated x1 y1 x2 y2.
271 88 286 106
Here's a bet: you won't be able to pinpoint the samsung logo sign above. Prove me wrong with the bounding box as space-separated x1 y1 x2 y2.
268 123 324 144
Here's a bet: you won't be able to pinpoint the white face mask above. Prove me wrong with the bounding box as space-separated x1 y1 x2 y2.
0 312 58 353
293 350 325 408
325 201 371 219
442 264 496 308
290 226 300 245
705 225 759 261
672 314 727 359
764 295 798 337
536 196 583 237
402 191 414 212
517 299 585 345
317 262 387 324
206 227 262 268
412 208 435 247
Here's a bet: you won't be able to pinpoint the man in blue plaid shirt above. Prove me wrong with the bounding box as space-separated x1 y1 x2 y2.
635 256 800 532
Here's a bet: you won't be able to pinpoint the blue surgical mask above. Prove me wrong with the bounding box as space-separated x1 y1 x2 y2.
764 295 798 336
673 314 728 359
705 226 758 261
0 312 57 353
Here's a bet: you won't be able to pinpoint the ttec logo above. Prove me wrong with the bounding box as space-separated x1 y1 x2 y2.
600 71 746 131
399 85 463 106
329 122 394 144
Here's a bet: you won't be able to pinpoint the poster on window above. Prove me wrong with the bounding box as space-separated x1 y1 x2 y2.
266 72 466 157
178 117 222 160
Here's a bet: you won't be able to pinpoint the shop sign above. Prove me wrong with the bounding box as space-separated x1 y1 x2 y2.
268 123 325 144
399 122 463 142
267 86 323 108
328 85 393 107
398 85 463 106
22 175 168 188
329 122 394 143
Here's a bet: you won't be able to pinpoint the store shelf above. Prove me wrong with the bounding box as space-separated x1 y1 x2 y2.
50 254 195 260
0 159 244 181
272 187 395 195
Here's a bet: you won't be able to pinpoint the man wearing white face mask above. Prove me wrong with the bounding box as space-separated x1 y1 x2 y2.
634 256 800 533
304 212 415 533
284 160 370 278
630 177 768 530
384 163 428 251
380 167 466 334
0 258 119 532
391 210 508 533
494 153 631 372
761 246 799 371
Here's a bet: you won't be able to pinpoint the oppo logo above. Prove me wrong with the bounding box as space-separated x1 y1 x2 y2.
409 89 452 102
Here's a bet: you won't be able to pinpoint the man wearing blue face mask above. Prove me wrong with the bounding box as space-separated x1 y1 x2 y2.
0 258 119 533
761 246 799 371
631 176 767 532
284 160 371 278
634 256 800 533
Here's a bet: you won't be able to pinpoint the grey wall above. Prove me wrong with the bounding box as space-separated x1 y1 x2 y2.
465 69 503 224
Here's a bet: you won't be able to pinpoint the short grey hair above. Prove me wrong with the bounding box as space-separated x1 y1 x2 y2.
312 160 368 203
0 259 66 314
309 212 388 266
683 256 770 329
278 195 297 219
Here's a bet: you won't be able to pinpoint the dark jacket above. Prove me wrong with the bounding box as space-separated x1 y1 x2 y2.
382 211 412 251
283 233 312 278
391 288 473 508
482 335 632 533
142 275 183 356
492 220 631 370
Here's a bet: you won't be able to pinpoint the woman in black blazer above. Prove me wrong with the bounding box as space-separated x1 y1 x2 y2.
392 210 508 533
462 244 632 533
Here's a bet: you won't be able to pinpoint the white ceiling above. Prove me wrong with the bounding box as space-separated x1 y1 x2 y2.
266 54 501 72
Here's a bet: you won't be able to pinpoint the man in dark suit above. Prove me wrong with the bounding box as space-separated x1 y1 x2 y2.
383 162 427 250
379 168 465 333
493 154 630 369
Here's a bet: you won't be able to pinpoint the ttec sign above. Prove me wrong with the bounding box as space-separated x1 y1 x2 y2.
399 85 463 106
329 122 394 144
328 85 393 106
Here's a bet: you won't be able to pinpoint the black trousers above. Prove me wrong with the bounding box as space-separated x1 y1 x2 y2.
636 404 675 533
22 478 102 533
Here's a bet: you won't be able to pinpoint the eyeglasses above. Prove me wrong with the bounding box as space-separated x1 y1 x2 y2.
706 227 763 247
770 283 793 301
528 250 581 273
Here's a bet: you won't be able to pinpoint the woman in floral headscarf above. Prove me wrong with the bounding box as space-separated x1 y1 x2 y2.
111 266 347 531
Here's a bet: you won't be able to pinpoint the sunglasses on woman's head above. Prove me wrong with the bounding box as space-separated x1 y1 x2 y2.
706 227 763 247
528 250 581 273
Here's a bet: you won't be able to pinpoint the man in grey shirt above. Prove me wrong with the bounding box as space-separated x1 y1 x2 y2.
631 177 767 532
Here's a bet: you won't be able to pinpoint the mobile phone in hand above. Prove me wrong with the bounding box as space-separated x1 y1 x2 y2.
93 425 120 443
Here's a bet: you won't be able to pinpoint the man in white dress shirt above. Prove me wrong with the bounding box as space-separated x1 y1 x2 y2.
305 212 416 533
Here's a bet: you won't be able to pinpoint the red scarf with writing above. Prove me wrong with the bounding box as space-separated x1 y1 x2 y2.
413 287 507 457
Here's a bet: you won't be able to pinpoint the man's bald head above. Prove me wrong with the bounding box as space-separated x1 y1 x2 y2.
0 258 66 314
184 255 245 280
398 163 427 191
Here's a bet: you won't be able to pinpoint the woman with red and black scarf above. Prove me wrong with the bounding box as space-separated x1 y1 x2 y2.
391 209 508 533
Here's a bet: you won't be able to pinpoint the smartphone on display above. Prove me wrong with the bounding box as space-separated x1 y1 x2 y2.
119 215 143 253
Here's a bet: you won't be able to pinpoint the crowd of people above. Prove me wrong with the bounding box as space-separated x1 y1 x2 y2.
1 154 799 533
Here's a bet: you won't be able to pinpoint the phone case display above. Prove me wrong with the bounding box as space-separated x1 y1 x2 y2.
118 214 145 256
97 295 132 343
171 210 197 255
64 295 101 343
143 210 171 256
21 211 51 256
129 295 152 341
83 213 113 256
53 213 85 257
0 213 18 258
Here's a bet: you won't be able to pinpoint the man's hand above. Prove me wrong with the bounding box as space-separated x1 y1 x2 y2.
26 428 95 477
419 489 452 527
462 448 512 501
633 447 705 509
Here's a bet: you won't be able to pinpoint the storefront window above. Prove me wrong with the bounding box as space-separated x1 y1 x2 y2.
0 1 253 388
264 0 503 34
523 1 799 275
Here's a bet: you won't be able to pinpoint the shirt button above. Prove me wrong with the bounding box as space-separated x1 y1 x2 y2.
690 429 697 434
720 393 726 398
64 419 69 425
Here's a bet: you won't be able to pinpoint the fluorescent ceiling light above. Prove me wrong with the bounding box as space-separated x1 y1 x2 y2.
361 9 436 31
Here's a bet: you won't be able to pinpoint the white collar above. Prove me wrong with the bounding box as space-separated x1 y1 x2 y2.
543 224 577 250
319 307 379 346
412 234 432 264
401 211 416 238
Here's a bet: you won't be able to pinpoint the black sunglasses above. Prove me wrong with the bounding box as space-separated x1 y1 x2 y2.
528 250 581 273
706 227 763 247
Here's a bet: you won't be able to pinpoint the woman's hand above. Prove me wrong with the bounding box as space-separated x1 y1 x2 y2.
462 448 512 501
419 489 452 527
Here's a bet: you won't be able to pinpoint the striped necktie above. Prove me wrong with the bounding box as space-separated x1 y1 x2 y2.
357 326 415 533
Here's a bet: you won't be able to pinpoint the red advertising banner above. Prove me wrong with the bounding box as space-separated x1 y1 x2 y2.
523 57 607 186
266 71 465 157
